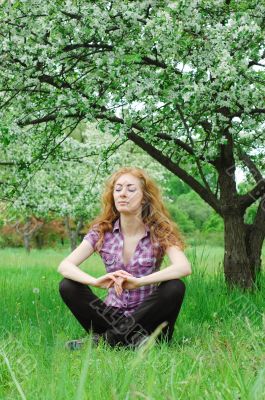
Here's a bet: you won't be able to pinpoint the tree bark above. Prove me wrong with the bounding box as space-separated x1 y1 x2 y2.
16 217 43 253
223 215 264 290
23 232 31 253
35 234 44 249
64 216 84 251
246 224 264 286
223 213 254 289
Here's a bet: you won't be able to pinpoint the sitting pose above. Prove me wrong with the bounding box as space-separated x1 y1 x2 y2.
58 166 191 349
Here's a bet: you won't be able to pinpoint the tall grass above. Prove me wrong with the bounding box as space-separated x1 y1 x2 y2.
0 247 264 400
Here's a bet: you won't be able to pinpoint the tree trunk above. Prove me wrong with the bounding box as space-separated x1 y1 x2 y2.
126 129 265 290
64 216 84 251
70 231 78 252
15 216 44 253
245 224 263 288
35 234 44 249
223 213 263 290
23 232 31 253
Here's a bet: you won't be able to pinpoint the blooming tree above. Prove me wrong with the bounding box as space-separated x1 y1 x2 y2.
3 124 166 250
0 0 265 288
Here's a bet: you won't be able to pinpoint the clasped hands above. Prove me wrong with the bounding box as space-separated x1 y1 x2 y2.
94 270 140 296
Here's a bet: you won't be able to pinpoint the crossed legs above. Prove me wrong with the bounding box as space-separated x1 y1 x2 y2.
59 278 186 347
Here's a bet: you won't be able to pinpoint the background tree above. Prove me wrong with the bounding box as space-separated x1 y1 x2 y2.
0 0 264 288
2 124 167 251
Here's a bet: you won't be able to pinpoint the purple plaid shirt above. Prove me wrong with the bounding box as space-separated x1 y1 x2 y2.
83 217 164 316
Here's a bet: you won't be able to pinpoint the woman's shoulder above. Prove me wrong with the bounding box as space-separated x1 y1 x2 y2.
83 225 100 249
83 221 116 250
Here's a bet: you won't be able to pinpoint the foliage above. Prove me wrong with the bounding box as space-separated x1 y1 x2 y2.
3 123 166 215
0 0 264 200
166 201 196 234
1 0 265 285
163 172 190 199
202 212 224 233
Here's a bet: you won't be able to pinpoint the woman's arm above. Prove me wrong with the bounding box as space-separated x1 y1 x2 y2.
113 246 191 293
138 246 191 286
58 240 133 289
57 240 98 285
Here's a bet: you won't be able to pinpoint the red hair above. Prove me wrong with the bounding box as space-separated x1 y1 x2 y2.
88 167 186 257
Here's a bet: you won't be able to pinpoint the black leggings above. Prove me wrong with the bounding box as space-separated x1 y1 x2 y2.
59 278 186 346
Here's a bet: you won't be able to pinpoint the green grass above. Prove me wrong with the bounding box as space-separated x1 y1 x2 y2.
0 247 264 400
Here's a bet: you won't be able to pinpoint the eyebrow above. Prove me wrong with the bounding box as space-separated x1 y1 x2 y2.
115 183 136 187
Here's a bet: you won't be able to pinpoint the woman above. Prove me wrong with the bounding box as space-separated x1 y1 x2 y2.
58 167 191 350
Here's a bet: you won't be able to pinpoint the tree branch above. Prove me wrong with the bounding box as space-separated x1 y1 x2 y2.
250 108 265 115
0 161 17 166
18 112 85 126
38 74 72 89
175 103 215 192
62 42 113 52
140 56 168 70
61 41 178 72
61 11 82 20
239 179 265 210
238 151 263 183
252 195 265 234
155 132 215 164
126 129 221 214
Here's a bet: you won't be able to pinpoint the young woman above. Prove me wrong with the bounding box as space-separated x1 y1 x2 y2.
58 167 191 349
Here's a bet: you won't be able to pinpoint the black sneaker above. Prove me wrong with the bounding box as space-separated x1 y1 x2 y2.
128 334 152 350
65 333 102 350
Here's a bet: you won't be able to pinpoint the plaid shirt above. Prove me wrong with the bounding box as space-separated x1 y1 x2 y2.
83 217 164 317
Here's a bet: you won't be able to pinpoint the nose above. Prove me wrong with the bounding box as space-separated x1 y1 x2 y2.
120 187 128 197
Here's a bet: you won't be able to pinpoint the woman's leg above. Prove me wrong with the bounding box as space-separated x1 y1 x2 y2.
104 279 186 346
59 278 125 335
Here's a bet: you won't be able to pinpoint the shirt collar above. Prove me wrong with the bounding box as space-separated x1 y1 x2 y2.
113 217 150 237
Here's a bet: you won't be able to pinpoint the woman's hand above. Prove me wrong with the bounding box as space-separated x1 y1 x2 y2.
93 270 133 290
113 274 141 296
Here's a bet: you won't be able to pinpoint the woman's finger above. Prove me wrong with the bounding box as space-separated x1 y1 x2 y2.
112 270 132 277
114 278 124 295
106 281 113 288
105 277 118 288
113 271 130 279
108 274 119 282
116 277 124 289
117 270 133 276
114 283 122 296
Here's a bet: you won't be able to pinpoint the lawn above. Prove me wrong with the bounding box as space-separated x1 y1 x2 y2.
0 246 264 400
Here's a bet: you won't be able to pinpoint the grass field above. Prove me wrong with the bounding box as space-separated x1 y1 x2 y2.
0 246 264 400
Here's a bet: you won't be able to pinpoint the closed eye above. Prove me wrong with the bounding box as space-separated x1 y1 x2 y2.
115 188 136 192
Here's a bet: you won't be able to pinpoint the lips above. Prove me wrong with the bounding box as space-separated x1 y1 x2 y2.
118 202 128 204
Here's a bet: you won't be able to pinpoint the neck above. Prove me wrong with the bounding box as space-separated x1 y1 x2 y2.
119 213 146 237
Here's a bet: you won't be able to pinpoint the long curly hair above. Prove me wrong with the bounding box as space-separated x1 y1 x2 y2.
87 167 186 258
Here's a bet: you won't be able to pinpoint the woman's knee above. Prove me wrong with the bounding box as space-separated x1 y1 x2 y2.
159 279 186 300
59 278 80 299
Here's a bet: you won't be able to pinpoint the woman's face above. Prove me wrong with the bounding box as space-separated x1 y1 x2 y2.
113 173 144 216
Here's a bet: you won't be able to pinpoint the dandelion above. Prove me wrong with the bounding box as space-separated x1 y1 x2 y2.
32 288 40 294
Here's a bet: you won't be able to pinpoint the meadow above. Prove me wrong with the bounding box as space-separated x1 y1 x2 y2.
0 245 264 400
